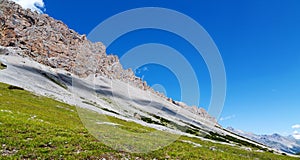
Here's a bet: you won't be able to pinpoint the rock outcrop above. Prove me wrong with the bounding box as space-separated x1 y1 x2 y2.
0 0 215 123
0 0 145 86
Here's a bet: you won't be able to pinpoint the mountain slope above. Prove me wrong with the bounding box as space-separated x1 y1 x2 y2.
0 0 300 159
0 82 298 159
0 48 268 152
0 0 215 123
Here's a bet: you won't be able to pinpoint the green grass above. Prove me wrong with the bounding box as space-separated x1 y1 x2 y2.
100 97 114 104
82 100 120 115
149 114 203 136
0 82 298 159
204 131 271 152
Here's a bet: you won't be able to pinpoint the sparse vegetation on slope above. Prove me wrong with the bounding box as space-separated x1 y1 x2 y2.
0 82 298 159
41 72 68 89
0 62 6 70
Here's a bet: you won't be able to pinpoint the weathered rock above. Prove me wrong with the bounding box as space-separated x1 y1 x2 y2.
133 113 141 120
0 0 132 81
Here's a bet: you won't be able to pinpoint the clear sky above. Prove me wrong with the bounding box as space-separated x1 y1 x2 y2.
16 0 300 137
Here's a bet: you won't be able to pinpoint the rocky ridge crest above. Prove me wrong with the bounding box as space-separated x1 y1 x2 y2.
0 0 215 122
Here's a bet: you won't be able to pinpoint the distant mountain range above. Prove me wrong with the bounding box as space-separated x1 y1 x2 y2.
227 127 300 154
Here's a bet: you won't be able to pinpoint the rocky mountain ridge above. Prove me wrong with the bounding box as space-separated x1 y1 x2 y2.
0 0 215 122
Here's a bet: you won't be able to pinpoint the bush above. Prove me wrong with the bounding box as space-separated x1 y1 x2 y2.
0 62 7 70
8 85 24 90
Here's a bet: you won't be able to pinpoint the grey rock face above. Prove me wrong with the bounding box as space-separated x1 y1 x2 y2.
0 0 138 87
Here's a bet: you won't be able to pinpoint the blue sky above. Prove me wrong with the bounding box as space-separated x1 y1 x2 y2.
16 0 300 136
